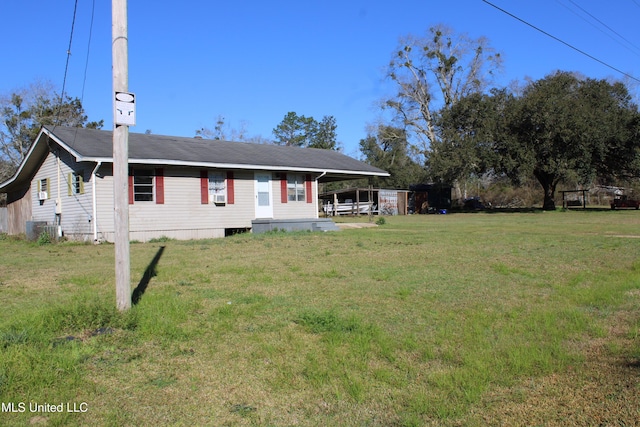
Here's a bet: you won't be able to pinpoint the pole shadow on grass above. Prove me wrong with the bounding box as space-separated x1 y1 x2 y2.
132 245 166 305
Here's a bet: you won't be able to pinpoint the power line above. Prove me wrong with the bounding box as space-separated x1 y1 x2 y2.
81 0 97 104
482 0 640 84
56 0 79 126
71 0 97 162
562 0 640 58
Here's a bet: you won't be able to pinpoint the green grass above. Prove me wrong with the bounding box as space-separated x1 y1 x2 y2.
1 210 639 426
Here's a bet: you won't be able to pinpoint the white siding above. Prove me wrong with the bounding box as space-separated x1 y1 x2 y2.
31 152 58 225
96 167 317 242
126 168 256 240
272 173 318 219
97 165 255 241
94 164 115 241
31 148 96 240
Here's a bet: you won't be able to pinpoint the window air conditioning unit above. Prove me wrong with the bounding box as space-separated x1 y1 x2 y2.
212 194 226 204
38 191 48 201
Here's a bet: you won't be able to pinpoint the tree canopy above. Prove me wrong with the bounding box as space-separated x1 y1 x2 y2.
499 72 639 209
359 125 425 189
1 83 103 179
272 112 339 149
432 89 507 185
440 71 640 209
384 24 502 156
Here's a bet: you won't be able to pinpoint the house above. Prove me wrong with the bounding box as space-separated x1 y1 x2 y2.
0 126 388 241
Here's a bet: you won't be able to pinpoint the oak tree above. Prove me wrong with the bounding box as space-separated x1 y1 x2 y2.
439 72 640 209
432 89 508 185
496 72 639 209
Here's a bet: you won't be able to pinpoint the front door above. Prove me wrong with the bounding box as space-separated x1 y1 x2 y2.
255 172 273 218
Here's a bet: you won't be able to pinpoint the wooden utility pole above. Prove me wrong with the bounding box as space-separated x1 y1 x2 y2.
112 0 130 311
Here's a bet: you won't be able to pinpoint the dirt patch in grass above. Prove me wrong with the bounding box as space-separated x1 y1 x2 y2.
335 222 378 229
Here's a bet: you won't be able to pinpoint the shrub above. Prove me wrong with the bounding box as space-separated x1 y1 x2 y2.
37 231 52 246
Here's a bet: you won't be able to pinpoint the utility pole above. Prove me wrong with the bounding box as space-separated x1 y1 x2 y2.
112 0 130 311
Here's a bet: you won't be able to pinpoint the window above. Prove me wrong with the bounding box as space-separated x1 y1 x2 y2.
208 172 226 204
39 178 49 196
133 169 154 202
37 178 50 200
201 170 234 205
287 174 305 202
68 171 84 195
129 168 164 204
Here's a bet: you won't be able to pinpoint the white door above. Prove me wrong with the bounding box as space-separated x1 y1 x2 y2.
255 172 273 218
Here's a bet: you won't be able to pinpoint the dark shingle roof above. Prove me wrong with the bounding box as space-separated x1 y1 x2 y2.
47 126 388 180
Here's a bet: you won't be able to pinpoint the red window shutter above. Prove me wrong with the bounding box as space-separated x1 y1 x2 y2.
305 174 313 203
280 173 288 204
226 171 235 204
200 170 208 204
155 168 165 204
128 174 134 204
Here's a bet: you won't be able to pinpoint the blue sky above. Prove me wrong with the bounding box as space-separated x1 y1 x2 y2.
2 0 639 157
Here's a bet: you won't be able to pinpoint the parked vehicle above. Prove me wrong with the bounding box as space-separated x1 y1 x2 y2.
463 197 485 210
610 195 640 209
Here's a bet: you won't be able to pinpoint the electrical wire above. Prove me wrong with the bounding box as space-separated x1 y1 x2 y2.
482 0 640 84
56 0 79 126
81 0 96 105
562 0 640 58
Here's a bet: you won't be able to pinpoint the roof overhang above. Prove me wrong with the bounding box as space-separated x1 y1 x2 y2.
118 158 388 182
0 126 389 191
0 128 52 193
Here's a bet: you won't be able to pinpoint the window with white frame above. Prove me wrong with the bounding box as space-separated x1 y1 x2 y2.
208 172 227 204
287 174 305 202
133 169 154 201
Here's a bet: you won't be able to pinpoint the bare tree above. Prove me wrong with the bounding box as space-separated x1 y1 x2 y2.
196 114 254 142
0 81 102 173
384 24 503 156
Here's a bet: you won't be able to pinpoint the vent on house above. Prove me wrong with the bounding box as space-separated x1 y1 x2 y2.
38 192 48 201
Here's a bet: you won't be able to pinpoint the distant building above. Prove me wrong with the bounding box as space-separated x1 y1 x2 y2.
409 184 452 213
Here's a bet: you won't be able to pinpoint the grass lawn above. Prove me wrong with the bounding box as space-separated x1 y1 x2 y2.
1 210 639 426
